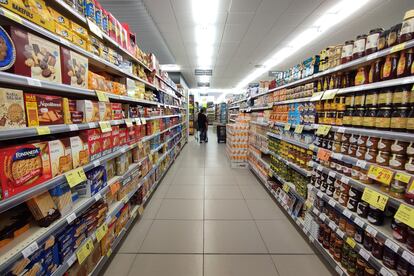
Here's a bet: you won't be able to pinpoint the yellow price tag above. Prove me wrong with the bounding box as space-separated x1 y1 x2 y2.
309 144 316 151
125 119 133 128
284 123 291 131
268 170 273 177
282 183 290 193
3 9 23 24
149 154 154 163
321 89 338 100
346 237 356 248
99 121 112 133
106 248 112 257
95 90 109 102
310 91 324 101
65 167 87 188
95 223 108 242
76 238 94 264
138 206 144 215
394 204 414 228
36 126 51 135
361 187 389 211
367 165 394 186
395 172 411 184
391 42 406 53
316 125 331 136
294 125 304 134
408 181 414 193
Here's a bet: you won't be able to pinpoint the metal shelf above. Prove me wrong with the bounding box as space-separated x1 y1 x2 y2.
267 132 312 150
249 143 270 155
273 122 314 131
241 105 272 112
228 105 240 110
273 97 312 106
270 152 312 177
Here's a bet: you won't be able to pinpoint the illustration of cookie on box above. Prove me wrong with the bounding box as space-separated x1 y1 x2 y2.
70 135 89 168
79 129 102 161
77 100 100 123
49 183 73 216
61 47 88 88
0 88 26 129
0 142 52 200
48 138 73 178
24 93 64 127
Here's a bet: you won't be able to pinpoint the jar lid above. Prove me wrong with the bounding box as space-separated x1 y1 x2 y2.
403 10 414 20
369 28 384 34
356 34 367 39
390 23 402 31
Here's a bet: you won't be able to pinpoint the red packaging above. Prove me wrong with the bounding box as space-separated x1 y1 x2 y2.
127 126 136 145
80 129 102 161
121 23 137 55
108 13 117 41
101 130 112 156
135 125 142 140
111 103 123 120
118 127 127 146
146 123 152 136
111 126 120 150
0 142 52 199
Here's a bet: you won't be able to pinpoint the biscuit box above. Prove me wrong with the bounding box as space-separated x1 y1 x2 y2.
98 102 112 121
0 142 52 199
0 87 26 128
61 48 88 88
48 138 73 178
24 93 64 127
111 126 120 150
77 100 100 122
48 8 71 29
111 103 123 120
5 25 62 83
80 129 102 161
69 135 89 168
63 98 83 124
101 130 112 156
118 127 127 146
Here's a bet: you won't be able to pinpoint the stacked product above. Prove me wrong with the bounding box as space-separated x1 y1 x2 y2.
226 115 250 168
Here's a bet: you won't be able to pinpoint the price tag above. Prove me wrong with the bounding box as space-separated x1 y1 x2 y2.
3 9 23 23
284 123 291 131
95 223 108 242
67 254 77 266
335 266 343 275
359 248 370 261
356 160 367 168
69 124 79 131
36 126 51 135
87 18 103 38
65 167 87 188
135 118 142 125
125 119 133 127
321 89 338 100
394 204 414 228
141 118 147 124
319 213 327 221
317 148 331 161
93 160 100 167
99 121 112 133
283 183 290 193
346 237 356 248
106 248 112 257
380 267 394 276
365 225 378 237
66 212 77 224
110 182 120 195
390 42 406 53
317 165 323 171
384 239 399 253
367 165 394 186
354 217 365 228
336 229 345 238
340 176 350 184
328 221 336 230
328 171 336 178
395 172 411 184
88 122 96 128
95 90 109 102
27 78 42 87
409 181 414 193
94 193 102 202
22 242 39 258
76 238 94 264
316 125 331 136
361 187 389 211
337 127 345 133
402 250 414 263
317 191 323 198
310 91 324 101
294 124 304 134
328 198 336 207
343 209 352 218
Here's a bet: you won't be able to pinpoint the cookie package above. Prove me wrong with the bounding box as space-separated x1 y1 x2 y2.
0 88 26 128
0 26 16 71
24 93 64 127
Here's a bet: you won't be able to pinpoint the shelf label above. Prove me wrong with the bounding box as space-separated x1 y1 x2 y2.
356 160 367 168
365 225 378 237
309 144 316 151
69 124 79 131
328 221 336 230
337 127 345 133
95 223 108 242
359 248 370 261
380 267 394 276
66 212 77 224
141 118 147 124
361 187 388 211
88 122 96 128
282 183 290 193
95 90 109 102
87 19 103 38
340 176 350 185
367 165 394 186
77 238 94 264
328 198 336 207
316 125 331 136
346 237 356 248
125 119 134 127
394 204 414 228
284 123 291 131
67 254 77 267
343 209 352 218
99 121 112 133
135 118 142 125
22 242 39 258
328 171 336 178
138 206 144 215
3 8 23 24
65 167 87 188
36 126 51 135
317 191 323 198
384 239 399 253
27 78 42 87
110 182 120 195
331 153 343 160
335 266 343 275
321 89 338 100
317 148 331 161
336 229 345 239
294 124 304 134
395 172 411 184
310 91 324 101
94 193 102 202
354 217 365 228
402 250 414 263
390 42 406 53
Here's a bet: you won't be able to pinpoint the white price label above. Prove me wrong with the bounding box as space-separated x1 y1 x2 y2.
365 225 378 237
105 215 112 225
336 229 345 238
385 239 399 253
94 193 102 201
328 171 336 178
337 127 345 133
317 191 323 198
69 124 79 131
356 160 367 168
319 213 327 221
88 122 96 128
343 209 352 218
317 165 323 171
367 52 379 61
328 221 336 230
402 250 414 263
354 217 365 228
380 267 394 276
22 242 39 258
27 78 42 87
121 147 127 153
93 160 100 167
332 153 343 160
335 266 343 275
359 248 370 261
66 212 77 224
67 253 77 267
328 198 336 207
340 176 350 184
312 208 319 215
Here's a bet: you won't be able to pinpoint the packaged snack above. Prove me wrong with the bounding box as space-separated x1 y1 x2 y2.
80 129 102 161
73 166 107 197
0 142 51 199
111 103 123 120
71 33 88 50
49 184 73 216
24 93 64 126
111 126 120 150
6 26 62 83
105 159 116 180
101 130 112 156
61 48 88 88
70 21 88 39
76 100 99 122
119 127 127 146
48 8 71 29
0 88 26 128
63 98 83 124
48 138 73 177
27 191 61 227
98 102 112 120
69 136 89 168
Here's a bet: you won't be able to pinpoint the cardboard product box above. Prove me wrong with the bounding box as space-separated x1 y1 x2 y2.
127 126 136 145
63 98 83 124
6 26 62 83
26 191 61 227
101 130 112 156
69 135 89 168
77 100 99 123
98 102 112 121
61 47 88 88
111 126 120 150
0 88 26 128
111 103 123 120
55 24 73 42
70 21 88 40
80 129 102 161
105 159 116 181
24 93 64 127
118 127 127 146
73 166 107 197
0 142 51 199
48 8 71 29
72 33 88 50
49 184 73 216
48 138 73 177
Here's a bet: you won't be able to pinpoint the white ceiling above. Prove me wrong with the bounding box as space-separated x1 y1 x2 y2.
99 0 412 89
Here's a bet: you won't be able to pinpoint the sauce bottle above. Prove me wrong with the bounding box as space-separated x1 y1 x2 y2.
353 34 367 59
397 48 414 78
341 40 354 64
382 53 399 80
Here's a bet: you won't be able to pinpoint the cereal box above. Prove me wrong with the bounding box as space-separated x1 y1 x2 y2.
70 136 89 168
0 88 26 128
80 129 102 161
24 93 64 127
0 142 51 199
48 138 73 177
99 102 112 121
61 48 88 88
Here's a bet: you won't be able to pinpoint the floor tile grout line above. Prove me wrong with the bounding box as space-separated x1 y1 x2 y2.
119 252 317 256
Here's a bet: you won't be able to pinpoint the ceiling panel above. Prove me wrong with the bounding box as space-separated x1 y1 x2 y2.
227 12 255 25
229 0 263 13
222 24 249 43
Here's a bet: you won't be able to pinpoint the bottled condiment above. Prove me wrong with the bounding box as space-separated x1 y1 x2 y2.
365 91 378 107
397 49 414 78
357 201 369 218
363 108 376 128
378 89 393 107
391 140 409 154
372 238 384 259
352 108 364 127
392 86 410 106
376 151 390 166
353 34 367 59
378 138 393 151
382 53 399 80
366 136 379 149
363 231 373 250
378 29 389 51
368 59 382 83
400 10 414 43
391 107 409 131
389 153 406 170
355 66 368 85
343 109 352 126
366 28 383 55
383 246 398 269
387 23 402 47
341 40 354 64
367 206 384 226
375 107 392 130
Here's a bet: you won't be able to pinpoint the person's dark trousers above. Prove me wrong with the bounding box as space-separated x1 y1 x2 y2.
200 128 207 142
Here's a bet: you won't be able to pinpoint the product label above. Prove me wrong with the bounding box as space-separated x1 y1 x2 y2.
391 117 408 129
353 39 366 55
401 17 414 35
341 44 353 58
375 117 391 128
366 33 380 50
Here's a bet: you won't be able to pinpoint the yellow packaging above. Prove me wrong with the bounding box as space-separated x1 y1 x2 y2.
55 24 73 42
72 33 87 49
1 0 54 32
48 8 71 29
63 98 71 124
70 21 88 39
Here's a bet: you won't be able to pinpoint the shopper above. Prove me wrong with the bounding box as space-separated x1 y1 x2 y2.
197 108 208 143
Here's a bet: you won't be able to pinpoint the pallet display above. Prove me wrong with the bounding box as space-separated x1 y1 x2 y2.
226 114 250 168
0 1 188 275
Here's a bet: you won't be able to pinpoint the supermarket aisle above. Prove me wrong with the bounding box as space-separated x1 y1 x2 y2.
103 129 331 276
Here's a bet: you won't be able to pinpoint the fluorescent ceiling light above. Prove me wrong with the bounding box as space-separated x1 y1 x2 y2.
197 44 214 58
195 25 216 45
235 0 371 89
160 64 180 72
197 56 213 68
192 0 219 25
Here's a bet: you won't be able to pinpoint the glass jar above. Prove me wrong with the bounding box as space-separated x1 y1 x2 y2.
376 151 390 166
341 40 354 63
375 107 392 130
365 148 378 163
392 86 410 106
356 258 366 276
363 231 373 250
355 66 368 85
378 138 393 151
354 93 366 107
389 153 406 170
365 91 378 107
397 48 414 78
366 136 380 149
362 108 376 128
365 28 383 55
378 89 393 107
345 94 355 107
352 108 364 127
353 34 367 59
368 58 382 83
391 140 409 154
391 107 409 131
343 108 353 126
382 53 399 80
367 206 384 226
387 23 402 47
357 201 369 218
336 96 346 111
372 238 384 259
383 246 398 269
400 10 414 43
378 29 389 51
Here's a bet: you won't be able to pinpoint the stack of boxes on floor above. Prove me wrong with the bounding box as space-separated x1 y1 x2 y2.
226 114 250 168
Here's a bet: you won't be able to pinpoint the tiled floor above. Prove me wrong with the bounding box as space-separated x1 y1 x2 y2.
103 129 331 276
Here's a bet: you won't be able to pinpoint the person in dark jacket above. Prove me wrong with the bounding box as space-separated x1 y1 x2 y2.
197 108 208 143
